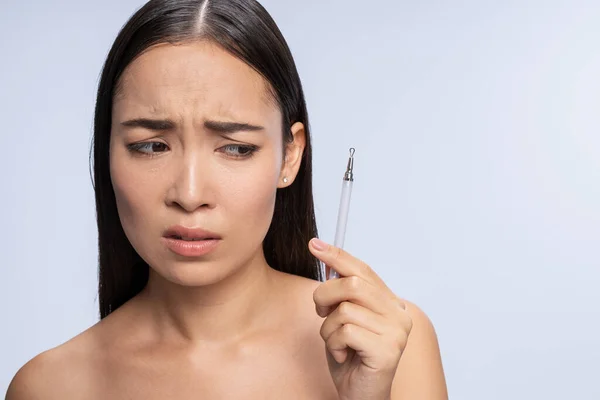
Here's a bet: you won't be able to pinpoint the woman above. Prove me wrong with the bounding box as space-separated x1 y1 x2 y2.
7 0 447 399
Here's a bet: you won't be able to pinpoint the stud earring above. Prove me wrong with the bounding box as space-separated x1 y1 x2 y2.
283 177 288 183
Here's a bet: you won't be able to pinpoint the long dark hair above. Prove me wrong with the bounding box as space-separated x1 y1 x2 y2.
92 0 321 319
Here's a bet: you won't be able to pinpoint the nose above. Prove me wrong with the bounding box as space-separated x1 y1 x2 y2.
165 151 215 213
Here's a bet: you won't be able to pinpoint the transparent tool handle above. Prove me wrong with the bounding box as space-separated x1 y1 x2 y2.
328 180 353 280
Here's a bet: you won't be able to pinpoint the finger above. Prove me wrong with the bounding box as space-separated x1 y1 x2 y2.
326 323 385 368
320 301 388 343
314 275 396 318
309 238 386 288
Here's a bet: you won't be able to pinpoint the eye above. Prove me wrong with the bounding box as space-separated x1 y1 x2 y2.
127 141 169 156
219 144 258 159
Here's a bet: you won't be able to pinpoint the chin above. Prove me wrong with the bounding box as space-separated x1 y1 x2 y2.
151 258 233 287
151 255 243 287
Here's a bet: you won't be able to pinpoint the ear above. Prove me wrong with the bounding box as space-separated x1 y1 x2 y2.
278 121 306 188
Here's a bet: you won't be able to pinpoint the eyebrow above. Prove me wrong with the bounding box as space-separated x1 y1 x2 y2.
120 118 265 133
121 118 175 130
204 120 265 133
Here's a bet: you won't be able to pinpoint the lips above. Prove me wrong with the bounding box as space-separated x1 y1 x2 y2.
163 225 221 241
162 225 222 257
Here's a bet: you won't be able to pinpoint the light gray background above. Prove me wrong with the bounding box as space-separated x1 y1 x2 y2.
1 0 599 398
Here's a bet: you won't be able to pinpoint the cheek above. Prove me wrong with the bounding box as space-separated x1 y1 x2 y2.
109 146 160 243
222 154 281 229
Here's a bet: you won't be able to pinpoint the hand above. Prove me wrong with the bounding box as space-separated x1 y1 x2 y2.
308 238 413 400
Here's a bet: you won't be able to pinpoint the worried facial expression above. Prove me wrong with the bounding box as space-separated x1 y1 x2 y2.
109 40 305 286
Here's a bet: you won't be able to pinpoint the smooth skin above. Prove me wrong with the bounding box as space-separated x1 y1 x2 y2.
6 41 447 400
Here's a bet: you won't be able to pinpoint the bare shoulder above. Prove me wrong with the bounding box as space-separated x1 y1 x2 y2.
401 298 439 338
393 297 448 399
6 324 105 400
275 271 447 398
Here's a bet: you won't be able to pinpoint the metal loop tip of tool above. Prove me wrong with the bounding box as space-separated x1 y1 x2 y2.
344 147 355 181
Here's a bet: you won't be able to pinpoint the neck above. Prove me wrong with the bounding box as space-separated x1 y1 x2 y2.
139 250 280 345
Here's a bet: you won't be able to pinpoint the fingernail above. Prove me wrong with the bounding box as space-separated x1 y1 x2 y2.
311 238 328 251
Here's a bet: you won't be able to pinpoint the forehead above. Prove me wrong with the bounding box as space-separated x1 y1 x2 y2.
113 40 280 123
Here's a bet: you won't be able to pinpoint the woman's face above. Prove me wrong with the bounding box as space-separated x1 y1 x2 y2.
109 40 304 286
